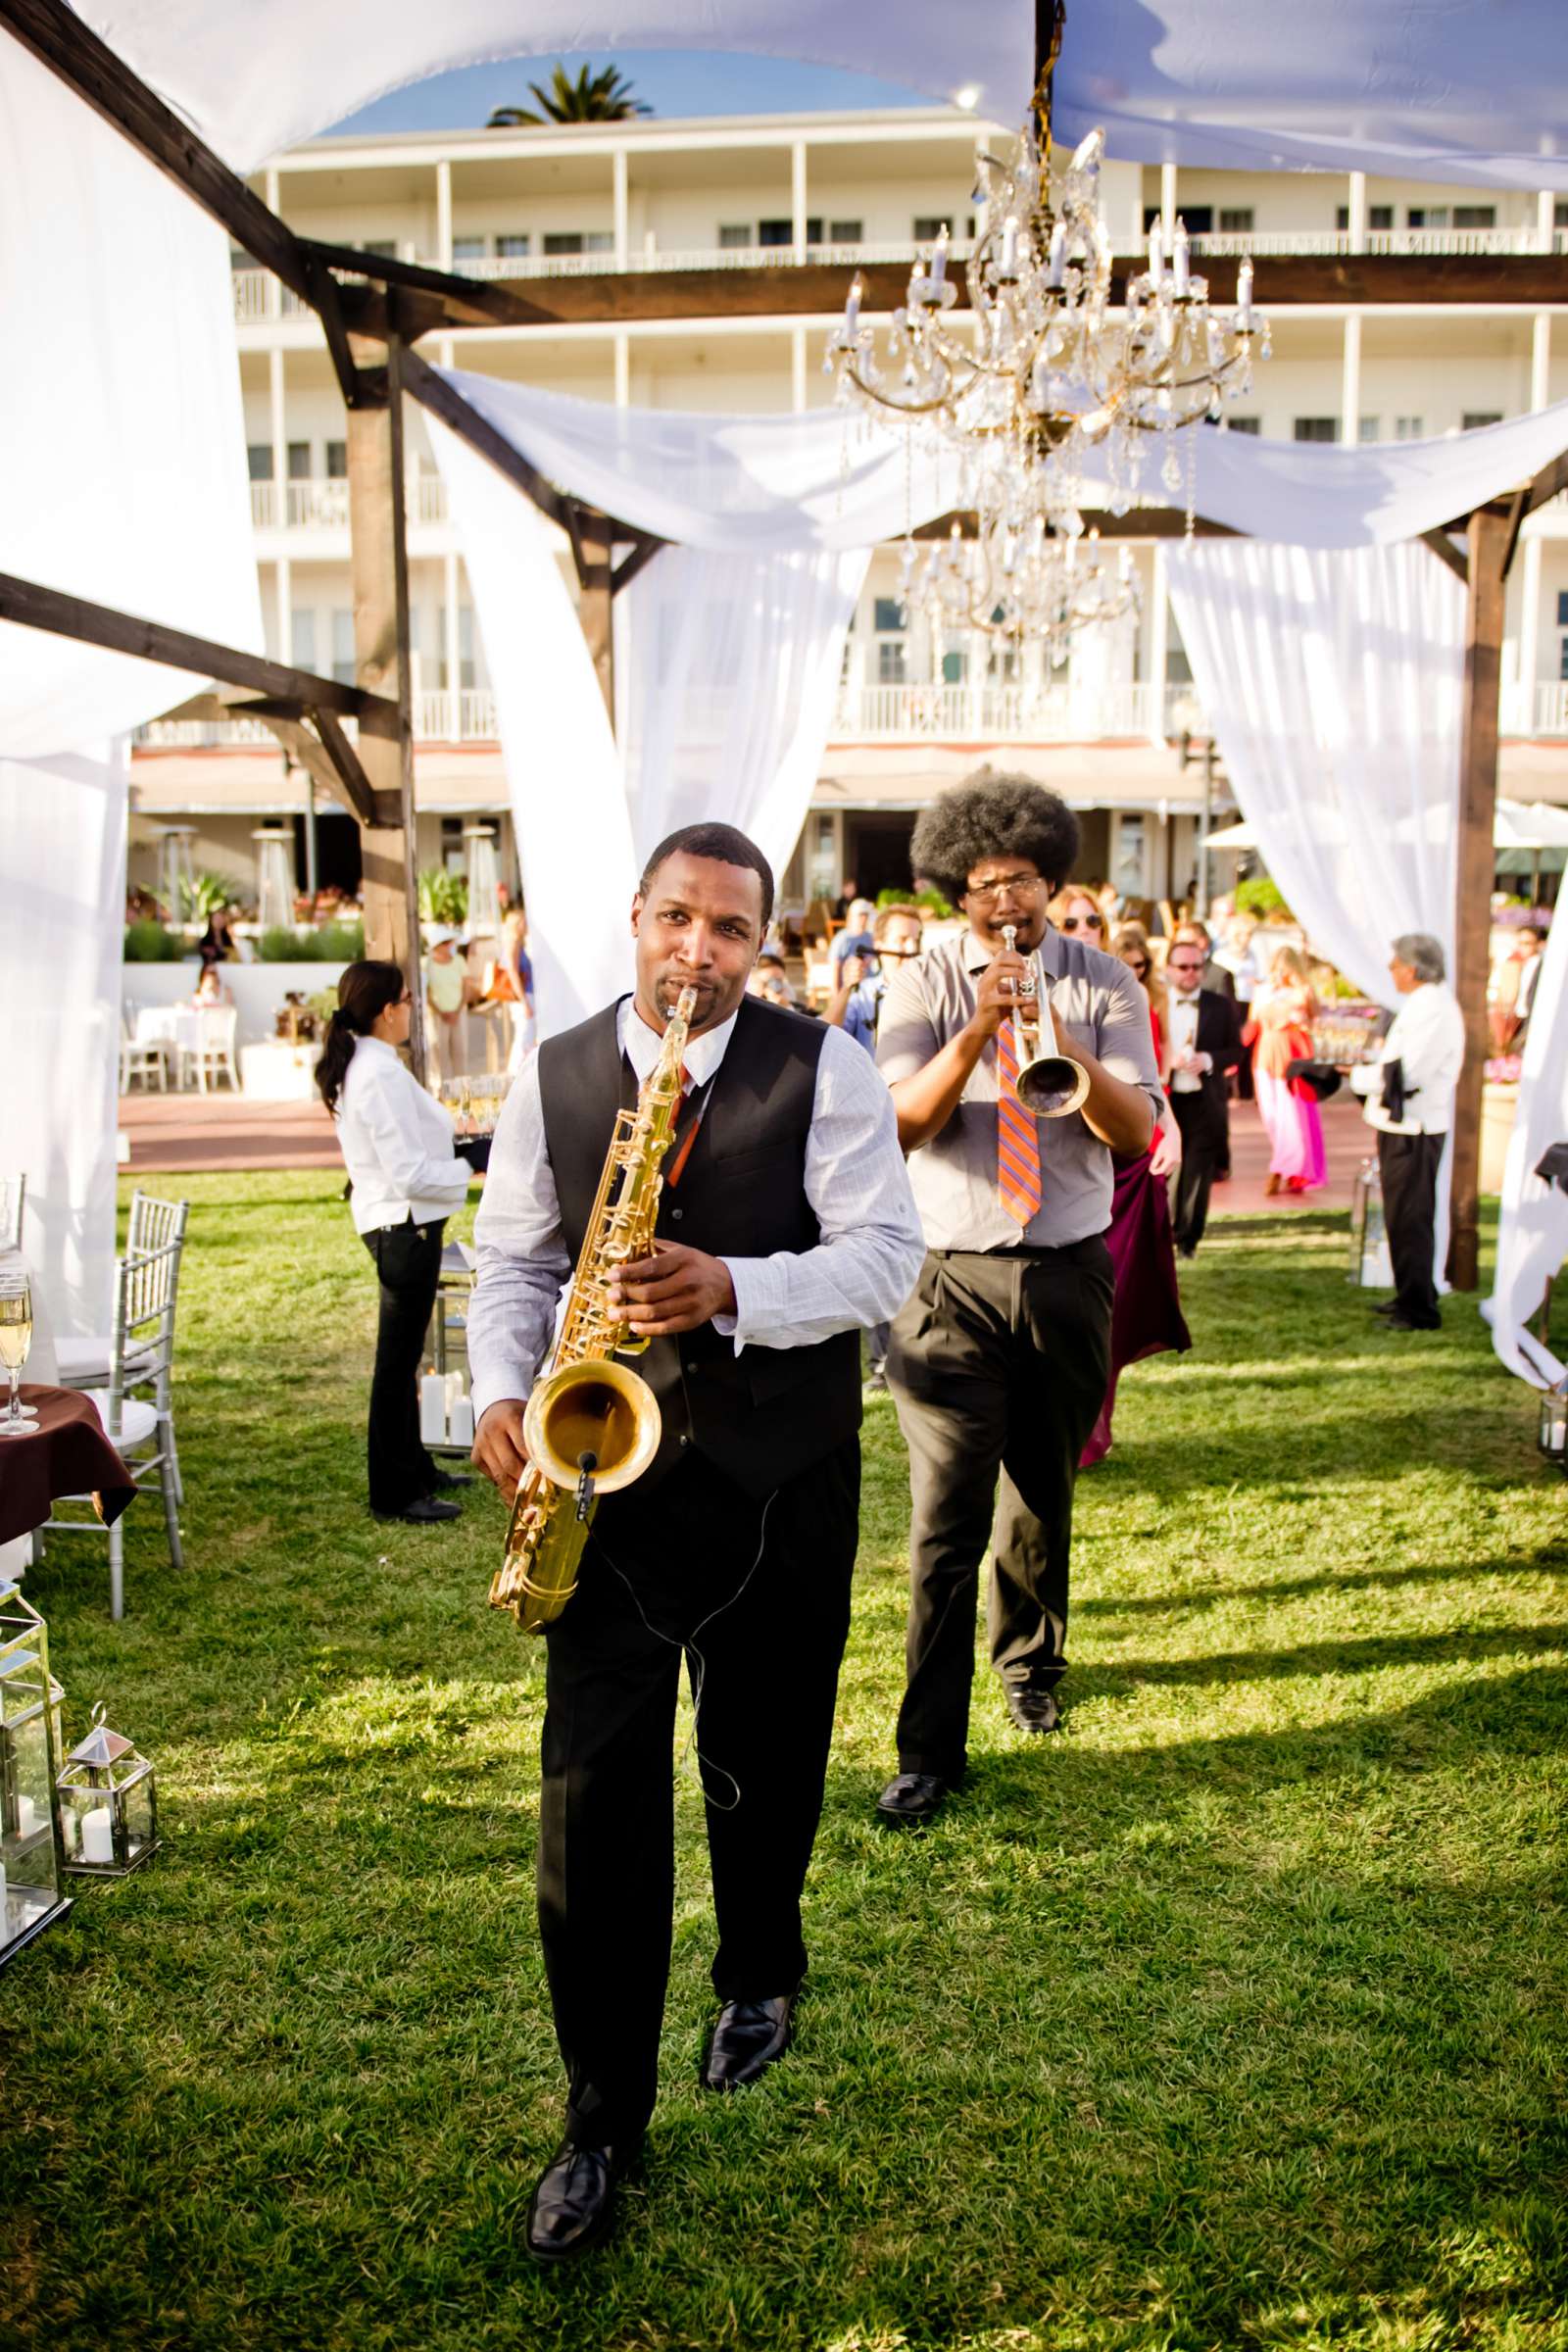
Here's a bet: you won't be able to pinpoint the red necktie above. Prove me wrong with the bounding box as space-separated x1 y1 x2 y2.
997 1019 1042 1224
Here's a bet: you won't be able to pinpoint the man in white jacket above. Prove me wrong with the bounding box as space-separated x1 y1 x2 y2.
1351 933 1467 1331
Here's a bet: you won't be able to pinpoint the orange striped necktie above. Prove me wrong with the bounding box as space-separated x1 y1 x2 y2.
996 1018 1042 1225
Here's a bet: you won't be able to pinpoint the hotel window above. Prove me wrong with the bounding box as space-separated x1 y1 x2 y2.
1337 205 1395 230
542 231 613 255
1142 206 1212 234
1395 416 1424 439
718 223 753 248
246 445 272 481
1557 201 1568 229
1406 207 1448 228
1462 412 1503 431
1294 417 1340 443
496 233 530 258
1217 208 1253 233
1557 594 1568 625
941 646 967 686
827 218 863 244
873 596 906 685
1452 206 1496 229
758 218 822 246
1358 416 1382 442
451 235 486 265
1223 416 1261 434
331 609 356 686
912 214 978 244
287 441 312 479
290 612 318 671
324 440 347 479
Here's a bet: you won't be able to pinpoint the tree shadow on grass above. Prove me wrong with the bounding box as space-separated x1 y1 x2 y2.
1077 1549 1568 1620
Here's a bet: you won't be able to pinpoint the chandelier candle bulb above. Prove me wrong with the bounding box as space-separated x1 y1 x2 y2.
930 225 949 286
1000 216 1020 278
1237 257 1254 328
844 275 862 333
1173 220 1191 296
1048 220 1066 288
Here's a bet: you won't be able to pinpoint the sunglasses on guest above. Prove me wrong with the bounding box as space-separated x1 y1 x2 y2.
1059 911 1104 933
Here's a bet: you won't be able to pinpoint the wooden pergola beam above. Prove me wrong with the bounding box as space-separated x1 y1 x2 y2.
911 507 1244 542
0 570 398 732
1448 505 1510 1293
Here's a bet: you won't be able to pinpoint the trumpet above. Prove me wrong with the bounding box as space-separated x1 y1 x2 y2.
1001 924 1091 1118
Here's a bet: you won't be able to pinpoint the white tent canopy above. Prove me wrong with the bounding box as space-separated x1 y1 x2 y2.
71 0 1568 188
1206 802 1568 858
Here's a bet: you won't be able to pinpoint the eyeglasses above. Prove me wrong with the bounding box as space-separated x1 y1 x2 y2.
1060 913 1104 933
1125 957 1149 974
964 872 1044 906
1168 957 1204 973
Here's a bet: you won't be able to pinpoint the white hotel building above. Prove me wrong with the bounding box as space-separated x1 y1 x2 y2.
128 104 1568 913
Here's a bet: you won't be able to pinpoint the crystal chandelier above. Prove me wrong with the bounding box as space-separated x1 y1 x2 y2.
824 3 1269 569
906 515 1142 667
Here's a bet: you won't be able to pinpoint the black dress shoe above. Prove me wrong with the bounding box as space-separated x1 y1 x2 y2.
373 1495 461 1525
1004 1683 1060 1736
428 1467 477 1490
1383 1311 1441 1332
525 2137 637 2263
701 1991 797 2091
1371 1299 1400 1317
876 1771 953 1827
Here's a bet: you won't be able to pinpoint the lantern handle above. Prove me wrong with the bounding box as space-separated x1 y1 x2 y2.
90 1698 108 1729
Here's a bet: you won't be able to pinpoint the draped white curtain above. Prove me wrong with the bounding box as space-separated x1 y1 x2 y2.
0 746 127 1336
614 543 869 884
1484 913 1568 1389
1166 541 1466 1002
72 0 1568 188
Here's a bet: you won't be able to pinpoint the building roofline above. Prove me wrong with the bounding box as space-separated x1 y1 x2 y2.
275 105 989 169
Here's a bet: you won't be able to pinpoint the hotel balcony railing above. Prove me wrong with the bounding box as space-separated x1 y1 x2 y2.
831 680 1187 741
250 474 448 529
134 689 500 751
234 224 1567 320
1501 680 1568 735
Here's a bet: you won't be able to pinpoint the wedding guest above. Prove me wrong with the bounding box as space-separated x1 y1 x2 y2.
1210 910 1261 1107
830 898 877 973
1082 930 1190 1467
826 905 924 1052
318 960 473 1526
198 906 239 971
1164 924 1246 1255
1048 886 1109 952
1350 933 1466 1332
1493 925 1545 1053
424 926 468 1082
747 948 797 1009
1250 946 1327 1199
191 964 231 1007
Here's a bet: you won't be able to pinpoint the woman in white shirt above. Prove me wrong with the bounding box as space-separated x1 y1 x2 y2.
318 960 472 1525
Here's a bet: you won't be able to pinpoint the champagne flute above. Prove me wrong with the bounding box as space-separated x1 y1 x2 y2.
0 1276 36 1435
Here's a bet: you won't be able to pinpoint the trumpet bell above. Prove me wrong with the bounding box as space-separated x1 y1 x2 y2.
1016 1053 1091 1119
522 1357 662 1494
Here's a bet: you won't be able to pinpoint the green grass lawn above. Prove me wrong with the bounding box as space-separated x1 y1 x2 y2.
3 1176 1566 2352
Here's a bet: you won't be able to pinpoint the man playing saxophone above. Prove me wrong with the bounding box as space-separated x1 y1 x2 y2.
467 820 923 2263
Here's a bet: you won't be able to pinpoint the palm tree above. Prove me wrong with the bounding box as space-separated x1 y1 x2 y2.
487 64 651 127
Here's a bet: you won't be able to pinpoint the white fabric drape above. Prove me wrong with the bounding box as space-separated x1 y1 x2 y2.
0 32 263 759
74 0 1568 189
1484 912 1568 1390
1166 541 1465 1004
424 417 633 1035
0 745 127 1337
614 543 868 883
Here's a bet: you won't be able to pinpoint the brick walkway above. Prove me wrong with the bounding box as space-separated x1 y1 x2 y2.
120 1080 1371 1205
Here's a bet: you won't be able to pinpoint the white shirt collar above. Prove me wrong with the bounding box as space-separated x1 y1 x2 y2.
1170 988 1200 1022
616 996 739 1091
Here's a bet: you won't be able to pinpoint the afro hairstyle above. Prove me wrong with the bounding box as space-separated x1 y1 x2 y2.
908 770 1081 907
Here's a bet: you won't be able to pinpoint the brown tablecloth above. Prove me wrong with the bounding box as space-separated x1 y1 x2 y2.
0 1387 137 1546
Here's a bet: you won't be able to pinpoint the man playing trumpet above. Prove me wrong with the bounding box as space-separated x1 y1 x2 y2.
466 821 922 2261
874 774 1163 1827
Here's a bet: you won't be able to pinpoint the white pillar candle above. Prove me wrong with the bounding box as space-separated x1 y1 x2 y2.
81 1806 115 1865
929 224 949 284
448 1395 475 1448
418 1371 447 1446
1048 220 1066 287
15 1793 36 1838
1236 257 1254 328
444 1370 465 1415
1172 219 1191 294
999 216 1019 277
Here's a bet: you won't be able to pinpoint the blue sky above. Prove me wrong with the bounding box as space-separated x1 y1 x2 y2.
327 51 932 136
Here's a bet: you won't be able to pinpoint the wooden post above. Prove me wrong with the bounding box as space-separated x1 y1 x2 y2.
347 332 427 1079
1446 503 1508 1293
575 507 615 722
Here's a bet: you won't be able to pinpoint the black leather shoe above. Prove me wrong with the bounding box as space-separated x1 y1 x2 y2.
1371 1298 1400 1317
876 1771 953 1827
373 1495 461 1525
428 1466 477 1490
1384 1311 1441 1332
524 2137 636 2262
1004 1683 1060 1736
701 1991 797 2091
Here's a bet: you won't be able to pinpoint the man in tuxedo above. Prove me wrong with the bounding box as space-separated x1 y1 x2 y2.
1163 925 1246 1257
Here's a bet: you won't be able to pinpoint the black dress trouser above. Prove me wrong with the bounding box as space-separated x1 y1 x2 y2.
886 1244 1113 1782
537 1440 859 2150
1377 1128 1445 1325
1169 1090 1223 1254
360 1217 445 1512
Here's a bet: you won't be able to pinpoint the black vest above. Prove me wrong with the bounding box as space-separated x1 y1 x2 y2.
536 994 862 1496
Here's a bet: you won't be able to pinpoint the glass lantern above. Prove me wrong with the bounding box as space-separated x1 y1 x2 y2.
1348 1155 1394 1290
58 1704 160 1878
0 1584 71 1967
1539 1380 1568 1469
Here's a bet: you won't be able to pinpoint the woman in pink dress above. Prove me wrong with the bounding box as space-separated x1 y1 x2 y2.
1249 946 1327 1195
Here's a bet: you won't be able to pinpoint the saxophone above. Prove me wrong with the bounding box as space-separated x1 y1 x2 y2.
489 986 698 1633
